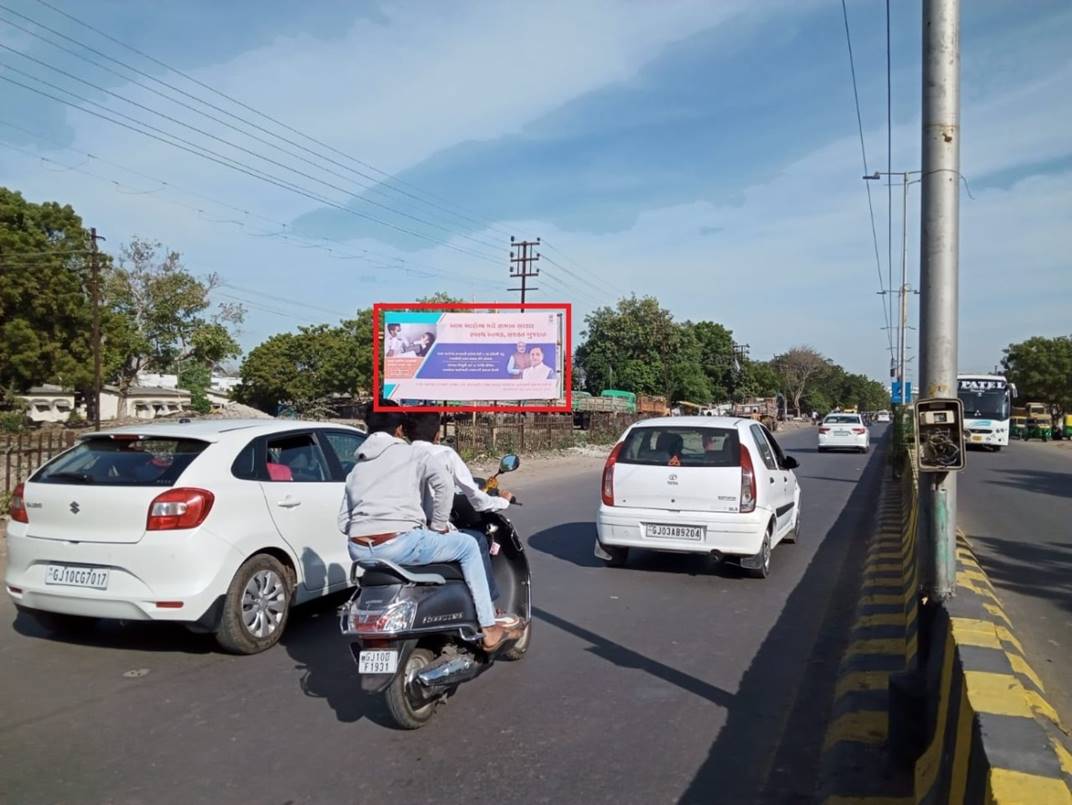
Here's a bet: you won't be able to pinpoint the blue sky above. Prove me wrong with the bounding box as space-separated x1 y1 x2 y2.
2 0 1069 386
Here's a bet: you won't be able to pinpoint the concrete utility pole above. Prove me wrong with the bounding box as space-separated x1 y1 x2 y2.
508 237 540 312
918 0 961 600
89 227 106 433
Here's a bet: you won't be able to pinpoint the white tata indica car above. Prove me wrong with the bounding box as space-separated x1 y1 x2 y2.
595 417 801 578
5 420 366 653
818 413 870 453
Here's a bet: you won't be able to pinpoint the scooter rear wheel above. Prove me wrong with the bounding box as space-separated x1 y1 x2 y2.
385 648 439 729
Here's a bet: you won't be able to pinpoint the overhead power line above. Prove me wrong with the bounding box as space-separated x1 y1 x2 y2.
0 71 506 266
21 0 515 241
0 43 503 255
839 0 894 360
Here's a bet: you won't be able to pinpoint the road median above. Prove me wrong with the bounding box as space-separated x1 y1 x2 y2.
820 452 1072 803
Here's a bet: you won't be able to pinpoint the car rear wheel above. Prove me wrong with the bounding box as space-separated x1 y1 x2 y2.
15 604 96 635
783 511 800 544
743 527 773 579
595 540 629 567
215 554 292 655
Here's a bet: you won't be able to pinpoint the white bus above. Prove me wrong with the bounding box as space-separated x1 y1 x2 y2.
957 374 1016 450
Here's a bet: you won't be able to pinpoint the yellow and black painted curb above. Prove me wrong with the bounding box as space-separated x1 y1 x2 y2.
819 457 1072 803
912 536 1072 804
818 467 917 803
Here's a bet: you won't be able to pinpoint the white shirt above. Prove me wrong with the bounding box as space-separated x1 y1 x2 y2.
386 335 407 355
522 362 552 381
411 440 510 529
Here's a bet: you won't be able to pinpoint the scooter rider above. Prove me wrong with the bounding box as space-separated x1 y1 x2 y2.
403 412 520 626
339 401 521 651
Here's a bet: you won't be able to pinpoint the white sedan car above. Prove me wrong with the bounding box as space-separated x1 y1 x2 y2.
595 417 801 579
818 413 871 453
5 420 366 653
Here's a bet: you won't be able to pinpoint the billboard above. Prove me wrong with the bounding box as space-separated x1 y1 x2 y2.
373 302 571 413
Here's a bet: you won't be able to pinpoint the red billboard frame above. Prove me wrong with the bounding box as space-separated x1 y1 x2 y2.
372 302 572 413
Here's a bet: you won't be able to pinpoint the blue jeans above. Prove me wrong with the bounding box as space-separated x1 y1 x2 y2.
348 528 497 628
460 528 499 602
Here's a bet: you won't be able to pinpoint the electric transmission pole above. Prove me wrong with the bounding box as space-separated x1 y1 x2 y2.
508 237 540 311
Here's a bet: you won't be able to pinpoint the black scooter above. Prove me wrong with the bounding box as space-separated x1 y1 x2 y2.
339 454 531 729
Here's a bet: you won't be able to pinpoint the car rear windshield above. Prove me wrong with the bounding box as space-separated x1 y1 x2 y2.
824 415 862 424
618 426 740 467
32 436 209 486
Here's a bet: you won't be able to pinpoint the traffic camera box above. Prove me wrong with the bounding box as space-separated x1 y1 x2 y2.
914 398 966 472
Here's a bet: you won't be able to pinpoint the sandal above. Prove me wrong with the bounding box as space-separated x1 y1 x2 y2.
482 623 522 652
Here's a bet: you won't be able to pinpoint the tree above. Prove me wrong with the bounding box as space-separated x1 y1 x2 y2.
737 359 781 400
106 237 243 400
574 295 714 401
685 320 737 401
771 346 827 417
1002 335 1072 410
575 296 671 395
235 314 371 415
0 187 99 392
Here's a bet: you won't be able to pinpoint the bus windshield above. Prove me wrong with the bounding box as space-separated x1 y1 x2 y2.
958 388 1009 420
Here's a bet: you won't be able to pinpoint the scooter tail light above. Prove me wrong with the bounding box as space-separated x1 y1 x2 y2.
739 446 757 513
349 599 417 636
9 482 29 523
601 441 623 506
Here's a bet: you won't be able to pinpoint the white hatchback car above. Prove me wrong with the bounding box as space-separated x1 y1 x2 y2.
5 420 366 653
595 417 800 578
818 413 871 453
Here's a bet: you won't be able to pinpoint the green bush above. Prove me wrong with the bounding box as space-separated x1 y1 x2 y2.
0 410 27 433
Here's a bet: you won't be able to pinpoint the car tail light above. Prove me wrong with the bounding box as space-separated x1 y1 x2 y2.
601 442 623 506
740 446 757 513
852 427 867 434
818 427 830 434
9 482 29 523
147 487 215 530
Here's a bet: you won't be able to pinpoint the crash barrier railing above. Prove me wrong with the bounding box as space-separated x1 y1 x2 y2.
821 450 1072 803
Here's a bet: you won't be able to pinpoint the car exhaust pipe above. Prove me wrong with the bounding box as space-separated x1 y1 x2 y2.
708 550 723 562
415 653 483 690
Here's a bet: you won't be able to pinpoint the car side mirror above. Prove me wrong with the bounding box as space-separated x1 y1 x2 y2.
782 456 799 470
499 453 520 473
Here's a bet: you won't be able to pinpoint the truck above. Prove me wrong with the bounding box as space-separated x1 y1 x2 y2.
572 390 635 429
731 397 779 431
637 394 670 417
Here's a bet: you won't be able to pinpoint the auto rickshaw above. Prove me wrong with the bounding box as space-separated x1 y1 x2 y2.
1010 415 1027 440
1025 414 1053 441
1055 413 1072 441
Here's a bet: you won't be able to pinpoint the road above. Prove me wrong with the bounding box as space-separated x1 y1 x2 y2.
0 425 887 805
958 439 1072 725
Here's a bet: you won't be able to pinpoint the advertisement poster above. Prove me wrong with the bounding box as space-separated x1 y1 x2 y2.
379 307 566 405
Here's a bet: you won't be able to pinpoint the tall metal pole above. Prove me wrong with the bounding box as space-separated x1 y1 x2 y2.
918 0 960 600
898 173 909 392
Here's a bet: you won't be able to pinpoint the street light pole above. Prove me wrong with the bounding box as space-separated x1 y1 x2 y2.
864 170 920 402
919 0 961 601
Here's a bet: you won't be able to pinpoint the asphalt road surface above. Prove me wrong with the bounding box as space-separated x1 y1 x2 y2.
958 440 1072 726
0 425 888 805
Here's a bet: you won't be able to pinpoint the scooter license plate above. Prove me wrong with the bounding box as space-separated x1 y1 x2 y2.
358 650 399 674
